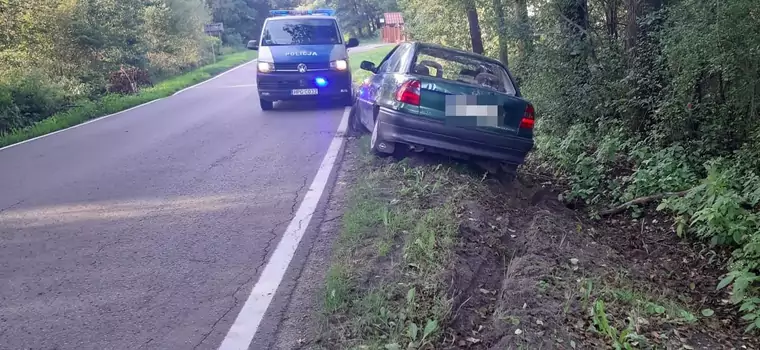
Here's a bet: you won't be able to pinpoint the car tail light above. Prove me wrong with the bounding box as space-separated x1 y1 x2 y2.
395 80 421 105
520 103 535 129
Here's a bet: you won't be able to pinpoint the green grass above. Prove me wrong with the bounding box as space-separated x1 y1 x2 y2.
0 50 257 148
358 34 382 45
348 45 394 84
320 137 470 348
577 275 701 349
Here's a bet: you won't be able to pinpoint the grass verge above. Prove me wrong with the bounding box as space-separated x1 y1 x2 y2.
321 138 473 349
349 46 394 85
0 50 257 148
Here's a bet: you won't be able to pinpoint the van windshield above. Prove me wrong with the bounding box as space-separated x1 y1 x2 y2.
261 18 342 46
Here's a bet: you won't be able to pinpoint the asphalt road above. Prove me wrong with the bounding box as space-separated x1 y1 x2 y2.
0 44 383 350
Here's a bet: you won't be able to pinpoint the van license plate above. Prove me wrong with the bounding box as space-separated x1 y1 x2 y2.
292 88 318 95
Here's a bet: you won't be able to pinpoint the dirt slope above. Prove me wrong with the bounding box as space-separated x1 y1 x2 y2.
309 138 758 350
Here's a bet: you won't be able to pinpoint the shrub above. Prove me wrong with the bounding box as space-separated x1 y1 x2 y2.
0 70 72 134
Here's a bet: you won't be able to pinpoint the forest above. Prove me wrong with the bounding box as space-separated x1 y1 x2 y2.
393 0 760 330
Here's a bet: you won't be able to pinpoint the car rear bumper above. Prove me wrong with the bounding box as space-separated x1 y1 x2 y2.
257 71 352 101
375 107 534 164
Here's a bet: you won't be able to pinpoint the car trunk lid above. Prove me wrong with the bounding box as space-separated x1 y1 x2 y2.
401 76 533 136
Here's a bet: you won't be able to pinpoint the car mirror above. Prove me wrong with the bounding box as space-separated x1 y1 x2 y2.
247 40 258 50
346 37 359 48
360 60 376 73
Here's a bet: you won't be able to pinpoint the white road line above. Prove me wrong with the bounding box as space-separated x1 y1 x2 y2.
0 99 163 152
0 58 258 153
217 106 351 350
172 59 257 96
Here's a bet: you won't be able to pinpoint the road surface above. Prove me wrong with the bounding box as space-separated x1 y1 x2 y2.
0 44 384 350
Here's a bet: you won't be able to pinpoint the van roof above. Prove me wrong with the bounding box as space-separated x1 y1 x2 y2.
266 15 338 21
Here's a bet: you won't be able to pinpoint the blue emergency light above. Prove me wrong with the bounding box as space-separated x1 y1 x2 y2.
269 8 335 17
314 77 328 87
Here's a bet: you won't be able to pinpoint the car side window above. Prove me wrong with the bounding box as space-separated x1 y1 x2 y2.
377 43 414 74
376 45 400 74
394 44 414 73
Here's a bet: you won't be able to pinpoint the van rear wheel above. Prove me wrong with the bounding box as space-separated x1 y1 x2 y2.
341 94 354 106
260 99 274 111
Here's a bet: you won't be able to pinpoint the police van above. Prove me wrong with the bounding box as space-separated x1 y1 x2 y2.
246 9 359 110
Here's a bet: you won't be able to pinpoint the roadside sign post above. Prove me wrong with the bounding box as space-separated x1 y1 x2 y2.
204 23 225 63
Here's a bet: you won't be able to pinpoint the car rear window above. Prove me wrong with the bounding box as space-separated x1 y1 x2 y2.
412 46 516 95
261 18 342 46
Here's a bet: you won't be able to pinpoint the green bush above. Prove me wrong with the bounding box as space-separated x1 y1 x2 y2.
657 160 760 331
520 0 760 329
0 70 72 133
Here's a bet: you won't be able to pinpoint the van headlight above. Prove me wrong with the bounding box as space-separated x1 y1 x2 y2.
257 61 274 73
330 59 348 71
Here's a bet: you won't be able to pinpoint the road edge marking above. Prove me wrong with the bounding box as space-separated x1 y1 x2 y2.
172 59 257 96
0 58 258 153
217 106 351 350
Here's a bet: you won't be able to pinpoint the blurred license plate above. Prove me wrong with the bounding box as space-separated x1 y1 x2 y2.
292 88 318 95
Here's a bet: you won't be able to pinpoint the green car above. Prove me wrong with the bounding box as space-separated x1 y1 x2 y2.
348 42 535 176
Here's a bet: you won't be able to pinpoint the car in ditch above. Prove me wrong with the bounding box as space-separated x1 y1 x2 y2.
246 9 359 110
348 42 535 176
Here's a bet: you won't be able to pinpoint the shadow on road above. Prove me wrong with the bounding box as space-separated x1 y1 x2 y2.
269 99 347 112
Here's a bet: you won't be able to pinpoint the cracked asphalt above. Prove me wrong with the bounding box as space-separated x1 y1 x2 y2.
0 45 382 349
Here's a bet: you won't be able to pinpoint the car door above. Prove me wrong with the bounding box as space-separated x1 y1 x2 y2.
359 44 413 128
357 46 397 127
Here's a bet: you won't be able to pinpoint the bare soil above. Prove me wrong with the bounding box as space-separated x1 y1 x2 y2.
440 162 760 349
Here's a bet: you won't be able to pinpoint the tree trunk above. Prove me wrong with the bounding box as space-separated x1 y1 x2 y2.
558 0 590 52
514 0 532 57
605 0 619 39
367 14 375 32
493 0 509 66
625 0 662 62
625 0 638 54
465 0 484 54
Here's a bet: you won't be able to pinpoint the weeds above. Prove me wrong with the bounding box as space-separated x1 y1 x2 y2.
578 276 700 348
321 138 466 349
590 299 642 350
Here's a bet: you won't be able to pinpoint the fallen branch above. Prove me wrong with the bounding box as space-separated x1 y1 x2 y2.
600 190 690 216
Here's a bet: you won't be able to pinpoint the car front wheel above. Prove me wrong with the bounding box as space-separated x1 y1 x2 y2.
370 117 394 157
346 103 367 137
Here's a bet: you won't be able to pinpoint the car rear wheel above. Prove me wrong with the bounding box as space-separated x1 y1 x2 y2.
260 99 274 111
500 162 519 183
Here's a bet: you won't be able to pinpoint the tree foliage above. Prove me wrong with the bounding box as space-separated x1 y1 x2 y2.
0 0 268 134
398 0 760 332
299 0 397 38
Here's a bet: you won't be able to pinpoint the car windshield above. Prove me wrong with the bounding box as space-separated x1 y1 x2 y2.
261 18 341 46
412 47 516 95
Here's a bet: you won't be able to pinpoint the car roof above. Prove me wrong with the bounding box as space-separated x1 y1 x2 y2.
266 15 338 21
410 41 505 67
